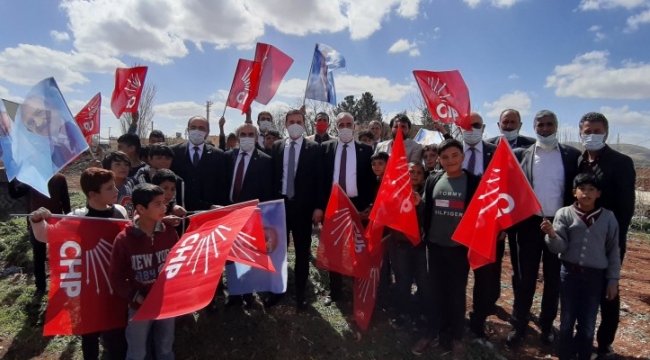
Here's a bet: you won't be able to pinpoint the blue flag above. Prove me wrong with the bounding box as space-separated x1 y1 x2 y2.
305 43 346 106
0 101 16 177
6 78 88 196
226 200 288 295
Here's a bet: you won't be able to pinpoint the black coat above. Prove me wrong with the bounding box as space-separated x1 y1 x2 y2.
225 148 273 204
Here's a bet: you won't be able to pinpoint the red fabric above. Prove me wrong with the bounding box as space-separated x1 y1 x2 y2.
253 43 294 105
368 133 420 245
44 217 129 335
74 92 101 145
413 70 471 130
110 66 148 119
132 204 257 321
452 138 542 269
353 242 384 331
226 59 261 114
316 184 369 277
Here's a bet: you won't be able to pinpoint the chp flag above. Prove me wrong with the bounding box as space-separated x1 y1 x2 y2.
74 92 101 146
44 216 130 335
226 59 261 114
110 66 148 119
253 43 294 105
413 70 472 130
452 138 542 269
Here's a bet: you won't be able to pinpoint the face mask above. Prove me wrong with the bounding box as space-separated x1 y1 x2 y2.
188 129 206 145
581 134 606 151
338 128 354 143
501 129 519 142
287 124 304 139
536 133 558 149
462 129 483 144
316 122 329 134
259 120 273 132
239 137 255 152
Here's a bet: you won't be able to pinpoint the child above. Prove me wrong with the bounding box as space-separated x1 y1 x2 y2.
542 173 620 360
102 151 137 218
29 168 128 360
151 168 187 218
134 143 174 185
408 162 426 194
412 139 481 357
358 130 375 147
117 133 145 177
360 152 389 220
421 144 439 176
263 129 281 155
110 183 179 360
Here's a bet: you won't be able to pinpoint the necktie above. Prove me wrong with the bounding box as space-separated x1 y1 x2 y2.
467 147 476 175
286 141 296 199
339 144 348 192
192 146 200 167
232 152 247 203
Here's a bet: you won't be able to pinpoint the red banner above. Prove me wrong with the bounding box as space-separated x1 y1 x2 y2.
316 184 369 277
452 138 542 269
75 93 101 145
226 59 261 114
413 70 471 130
133 204 256 321
110 66 148 119
368 133 420 245
353 243 383 331
254 43 294 105
44 217 129 335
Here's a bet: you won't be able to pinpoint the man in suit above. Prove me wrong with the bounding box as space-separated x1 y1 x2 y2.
575 112 636 359
369 120 384 150
269 109 324 309
306 112 336 144
461 112 501 339
375 114 423 163
486 109 536 149
170 116 229 211
507 110 581 347
319 112 375 306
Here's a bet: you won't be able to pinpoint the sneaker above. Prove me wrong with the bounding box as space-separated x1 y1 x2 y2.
411 336 436 356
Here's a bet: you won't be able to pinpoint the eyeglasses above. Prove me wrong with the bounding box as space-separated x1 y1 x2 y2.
470 123 483 130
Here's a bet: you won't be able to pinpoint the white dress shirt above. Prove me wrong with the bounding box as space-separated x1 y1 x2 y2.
282 136 303 195
333 140 358 198
532 144 565 216
462 141 485 176
258 134 265 147
229 148 254 202
188 142 205 162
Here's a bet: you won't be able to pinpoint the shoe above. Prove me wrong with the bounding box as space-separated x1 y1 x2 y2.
596 345 615 359
451 341 466 360
506 330 524 348
263 293 284 308
411 336 436 356
540 330 555 345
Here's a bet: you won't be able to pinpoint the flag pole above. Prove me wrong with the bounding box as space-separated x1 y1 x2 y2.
302 43 318 106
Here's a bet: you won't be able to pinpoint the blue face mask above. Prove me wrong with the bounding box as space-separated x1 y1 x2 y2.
581 134 606 151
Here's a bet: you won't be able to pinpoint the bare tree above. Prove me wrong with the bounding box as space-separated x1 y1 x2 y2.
119 82 157 138
409 92 462 141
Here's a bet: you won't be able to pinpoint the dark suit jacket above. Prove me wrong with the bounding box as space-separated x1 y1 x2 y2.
486 135 536 149
225 148 273 204
271 137 323 212
170 142 229 211
520 144 581 208
320 140 375 211
481 141 497 172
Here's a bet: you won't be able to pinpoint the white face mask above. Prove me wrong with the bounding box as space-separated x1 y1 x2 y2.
259 120 273 132
338 128 354 143
239 137 255 152
188 129 206 145
581 134 606 151
462 128 483 144
536 133 558 149
287 124 304 139
501 129 519 142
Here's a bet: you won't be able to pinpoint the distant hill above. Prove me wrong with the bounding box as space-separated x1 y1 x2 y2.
565 142 650 167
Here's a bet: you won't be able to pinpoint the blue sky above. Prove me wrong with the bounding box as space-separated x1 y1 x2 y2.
0 0 649 145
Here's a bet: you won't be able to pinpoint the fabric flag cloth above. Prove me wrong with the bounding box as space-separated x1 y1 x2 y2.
414 128 440 145
110 66 148 119
0 100 15 169
305 43 346 106
413 70 472 130
316 183 369 277
253 43 294 105
368 132 420 245
452 138 542 269
75 93 101 146
44 216 130 336
226 59 261 114
5 78 88 196
133 203 257 321
353 242 384 331
225 200 288 296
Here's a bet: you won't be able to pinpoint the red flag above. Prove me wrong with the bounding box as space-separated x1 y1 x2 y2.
44 217 129 335
368 133 420 245
353 244 383 331
132 204 257 321
75 93 101 145
452 138 542 269
316 184 369 277
226 59 261 114
110 66 148 119
413 70 471 130
253 43 294 105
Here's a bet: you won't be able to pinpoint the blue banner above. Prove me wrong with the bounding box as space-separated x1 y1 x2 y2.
305 43 345 106
0 100 16 177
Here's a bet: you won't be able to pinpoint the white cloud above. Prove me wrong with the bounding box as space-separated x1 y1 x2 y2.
545 51 650 99
588 25 607 41
482 91 532 118
600 105 650 127
0 44 126 91
578 0 649 10
0 84 8 98
388 38 420 57
588 25 602 31
464 0 482 8
508 74 519 79
50 30 70 42
463 0 524 8
627 8 650 30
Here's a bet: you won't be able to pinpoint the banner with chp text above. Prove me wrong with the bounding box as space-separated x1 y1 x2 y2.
110 66 148 119
226 59 261 114
75 92 101 146
413 70 471 130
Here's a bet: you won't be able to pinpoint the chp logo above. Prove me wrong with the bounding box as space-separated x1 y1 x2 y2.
477 168 515 224
236 66 255 105
124 73 142 109
426 76 459 121
165 224 233 279
59 238 114 297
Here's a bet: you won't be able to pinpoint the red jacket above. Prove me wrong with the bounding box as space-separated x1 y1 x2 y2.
110 220 179 309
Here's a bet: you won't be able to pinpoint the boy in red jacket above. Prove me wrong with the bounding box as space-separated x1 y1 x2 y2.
110 183 179 360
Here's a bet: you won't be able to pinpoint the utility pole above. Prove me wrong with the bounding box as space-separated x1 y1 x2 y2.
108 127 112 149
206 101 213 121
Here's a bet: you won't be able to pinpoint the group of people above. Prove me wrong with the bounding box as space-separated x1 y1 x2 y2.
13 106 635 360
